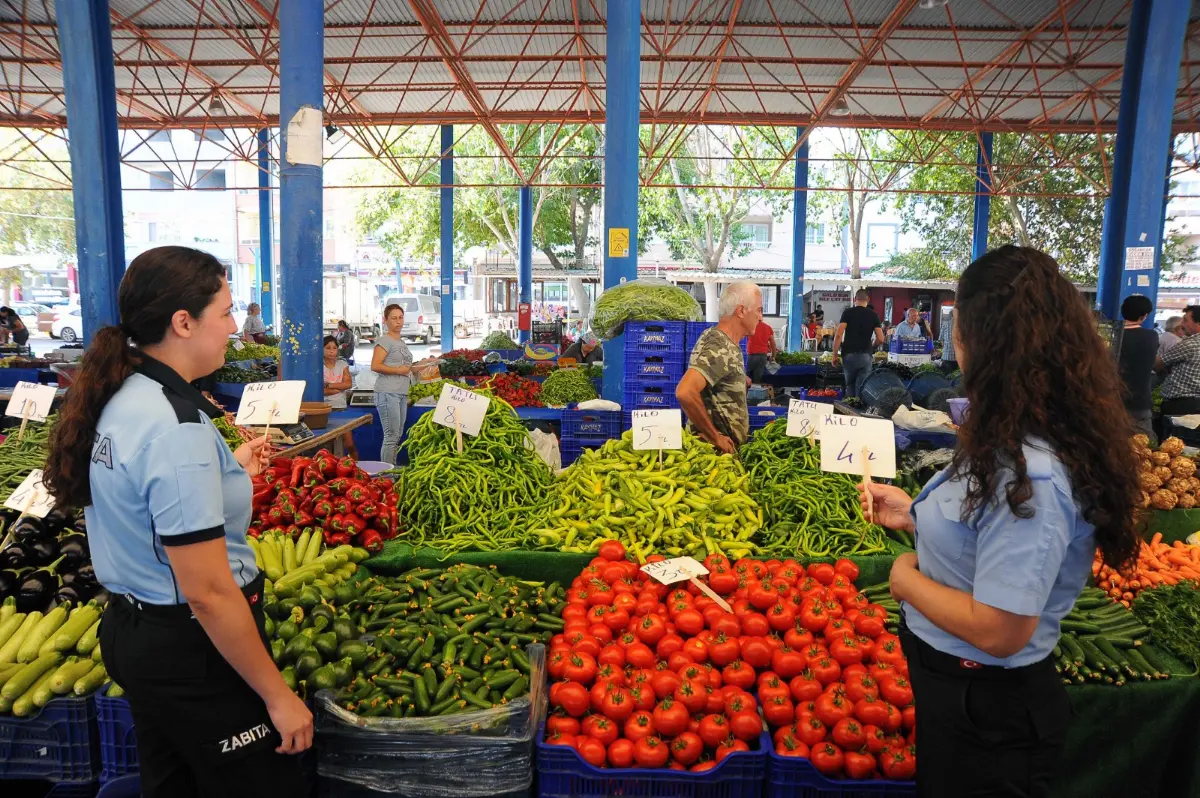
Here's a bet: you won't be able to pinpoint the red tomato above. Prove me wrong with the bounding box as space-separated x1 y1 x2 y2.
673 679 708 714
597 643 626 668
811 742 845 776
624 642 656 670
598 540 626 562
844 750 876 780
650 670 683 700
629 685 656 712
798 603 827 633
721 660 757 690
788 672 824 703
842 663 868 681
581 714 619 746
902 704 916 732
775 733 810 758
757 674 790 705
763 695 796 728
572 635 603 658
833 558 860 582
880 701 903 734
728 710 763 742
666 652 692 673
852 607 885 639
624 711 656 742
854 695 890 728
599 687 634 722
554 681 590 717
766 603 797 632
808 563 836 586
595 663 625 686
629 735 668 768
562 604 588 622
697 714 729 749
656 633 685 660
703 683 726 714
575 736 607 768
724 689 754 717
879 675 914 708
830 636 865 667
716 737 749 762
628 668 655 688
771 647 807 679
872 637 907 669
634 614 668 645
682 637 709 663
546 712 580 736
880 748 916 780
740 612 770 637
831 717 867 750
844 673 879 703
864 724 889 753
823 618 852 641
674 608 706 637
747 582 777 610
739 636 773 669
548 650 569 680
707 633 740 666
708 569 738 596
809 657 842 687
670 731 704 765
546 731 577 747
783 626 814 651
814 692 852 728
678 663 705 682
649 695 688 736
795 714 827 747
606 738 634 768
589 624 614 644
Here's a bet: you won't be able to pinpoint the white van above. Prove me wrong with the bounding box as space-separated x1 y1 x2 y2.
380 294 441 344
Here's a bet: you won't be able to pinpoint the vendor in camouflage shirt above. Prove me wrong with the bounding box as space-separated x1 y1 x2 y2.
676 281 760 453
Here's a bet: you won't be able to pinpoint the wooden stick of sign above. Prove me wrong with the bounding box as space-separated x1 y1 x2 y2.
262 401 278 441
455 414 464 455
690 577 734 613
861 445 874 538
17 401 30 441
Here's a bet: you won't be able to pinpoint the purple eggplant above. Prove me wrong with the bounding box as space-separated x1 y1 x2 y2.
0 568 25 599
28 538 58 567
15 554 66 613
0 544 30 571
42 508 72 534
56 533 88 572
11 516 49 545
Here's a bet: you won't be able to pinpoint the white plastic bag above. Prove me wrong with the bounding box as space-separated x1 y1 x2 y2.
892 406 955 433
530 428 562 471
576 398 620 412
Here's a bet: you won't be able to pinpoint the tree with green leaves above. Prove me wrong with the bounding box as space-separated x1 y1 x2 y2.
0 131 75 263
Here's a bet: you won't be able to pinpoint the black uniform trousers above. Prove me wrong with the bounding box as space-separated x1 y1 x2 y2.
899 627 1071 798
99 572 307 798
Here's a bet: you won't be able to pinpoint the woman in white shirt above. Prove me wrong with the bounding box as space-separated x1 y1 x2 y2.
322 336 357 457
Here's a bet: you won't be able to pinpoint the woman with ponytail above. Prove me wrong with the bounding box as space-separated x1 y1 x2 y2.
44 246 311 797
859 246 1140 797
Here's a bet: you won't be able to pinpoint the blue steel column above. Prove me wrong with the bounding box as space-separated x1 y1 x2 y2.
517 185 533 344
787 130 809 352
278 0 324 401
440 125 455 349
256 128 275 328
56 0 124 342
601 0 641 403
971 132 993 262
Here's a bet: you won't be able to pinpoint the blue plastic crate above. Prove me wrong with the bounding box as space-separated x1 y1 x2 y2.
800 387 843 404
561 407 622 439
0 696 100 782
626 321 688 353
766 748 915 798
537 729 765 798
96 774 139 798
625 350 687 381
560 437 611 465
748 406 787 431
685 321 716 352
95 684 137 783
888 337 933 355
623 380 680 411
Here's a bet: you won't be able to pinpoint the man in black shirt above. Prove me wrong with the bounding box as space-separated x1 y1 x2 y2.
1118 294 1158 441
832 289 884 399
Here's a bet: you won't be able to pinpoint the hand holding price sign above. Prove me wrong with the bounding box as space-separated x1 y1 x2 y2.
4 469 55 519
434 384 490 452
785 398 826 439
640 556 733 613
235 380 305 426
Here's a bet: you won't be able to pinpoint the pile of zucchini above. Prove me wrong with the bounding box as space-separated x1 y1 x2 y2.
328 563 562 719
1055 587 1173 686
0 598 111 716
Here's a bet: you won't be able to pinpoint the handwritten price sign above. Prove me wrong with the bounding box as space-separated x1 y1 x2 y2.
640 556 708 585
4 469 54 518
818 415 896 479
631 409 683 451
6 381 56 424
785 399 827 439
235 380 305 426
433 384 490 437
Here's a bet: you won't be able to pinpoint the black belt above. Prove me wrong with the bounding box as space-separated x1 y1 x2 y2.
122 571 264 621
899 620 1055 683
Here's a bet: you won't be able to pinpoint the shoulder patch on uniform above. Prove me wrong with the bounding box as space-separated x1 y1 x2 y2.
162 387 202 425
91 434 113 469
1024 444 1055 480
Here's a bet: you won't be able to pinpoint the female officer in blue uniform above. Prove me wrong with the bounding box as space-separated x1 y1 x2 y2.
44 246 312 797
861 246 1141 797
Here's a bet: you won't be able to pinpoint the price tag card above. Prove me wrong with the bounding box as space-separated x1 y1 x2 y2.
819 415 897 479
4 469 54 518
631 409 683 451
785 399 827 439
235 380 306 426
433 384 490 437
5 381 56 423
232 339 245 351
641 556 708 585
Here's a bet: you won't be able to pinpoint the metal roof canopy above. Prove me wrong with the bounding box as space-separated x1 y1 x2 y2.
2 0 1200 135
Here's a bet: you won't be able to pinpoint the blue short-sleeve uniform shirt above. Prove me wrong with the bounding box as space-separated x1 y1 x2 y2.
903 440 1095 667
84 355 258 605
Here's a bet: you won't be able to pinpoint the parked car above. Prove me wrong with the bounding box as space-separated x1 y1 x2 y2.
50 306 83 343
379 294 441 344
10 302 53 334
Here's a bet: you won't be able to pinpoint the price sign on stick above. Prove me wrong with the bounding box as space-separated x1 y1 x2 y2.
232 339 245 351
785 399 827 439
434 384 490 438
818 415 896 479
236 381 305 426
641 557 733 613
7 381 55 424
631 409 683 451
4 469 54 519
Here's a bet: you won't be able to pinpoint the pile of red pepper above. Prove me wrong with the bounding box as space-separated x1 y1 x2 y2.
443 348 486 361
484 372 543 408
250 451 400 552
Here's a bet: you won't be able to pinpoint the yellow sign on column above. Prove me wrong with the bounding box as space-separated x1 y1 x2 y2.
609 227 630 258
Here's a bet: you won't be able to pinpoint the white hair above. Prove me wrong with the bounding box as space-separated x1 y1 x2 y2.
718 280 761 319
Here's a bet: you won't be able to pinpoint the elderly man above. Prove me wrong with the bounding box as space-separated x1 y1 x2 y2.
1160 315 1183 358
1157 305 1200 416
676 281 759 454
562 332 603 364
893 307 931 339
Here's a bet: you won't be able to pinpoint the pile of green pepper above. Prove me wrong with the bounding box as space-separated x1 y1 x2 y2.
739 420 893 557
330 563 559 718
0 414 54 504
407 379 469 406
391 398 556 553
530 430 764 560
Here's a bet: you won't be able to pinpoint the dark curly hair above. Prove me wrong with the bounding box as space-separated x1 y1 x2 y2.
952 245 1141 570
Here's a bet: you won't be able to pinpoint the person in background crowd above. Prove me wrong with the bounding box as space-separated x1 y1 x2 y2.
813 304 825 326
805 313 819 341
832 289 884 399
677 280 759 454
334 320 356 364
1156 305 1200 416
940 306 958 372
894 307 931 339
323 335 358 458
372 304 413 465
562 332 603 364
746 317 778 382
1159 315 1183 358
1117 295 1158 442
43 246 311 796
860 245 1140 797
242 303 267 344
0 306 30 346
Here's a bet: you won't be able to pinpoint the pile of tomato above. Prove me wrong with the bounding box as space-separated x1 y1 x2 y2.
543 541 916 782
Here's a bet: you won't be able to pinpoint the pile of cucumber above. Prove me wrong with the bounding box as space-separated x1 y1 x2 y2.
858 582 903 631
1055 587 1173 686
0 597 112 716
327 563 562 719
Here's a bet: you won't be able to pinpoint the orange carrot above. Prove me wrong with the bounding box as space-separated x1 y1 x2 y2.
1151 532 1163 546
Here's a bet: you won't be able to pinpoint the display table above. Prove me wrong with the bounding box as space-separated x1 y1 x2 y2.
272 413 373 459
328 407 382 462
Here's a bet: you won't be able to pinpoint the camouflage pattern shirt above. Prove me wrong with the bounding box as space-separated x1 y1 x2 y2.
688 327 749 445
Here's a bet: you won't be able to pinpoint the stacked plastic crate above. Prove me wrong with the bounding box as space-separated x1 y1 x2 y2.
560 406 622 465
622 321 688 429
685 321 750 366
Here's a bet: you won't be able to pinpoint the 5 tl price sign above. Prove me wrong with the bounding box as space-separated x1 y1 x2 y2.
6 381 56 423
433 384 490 437
235 380 306 426
818 415 896 479
631 409 683 451
640 556 708 585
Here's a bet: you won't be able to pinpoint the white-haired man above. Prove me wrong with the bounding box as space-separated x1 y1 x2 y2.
676 281 760 454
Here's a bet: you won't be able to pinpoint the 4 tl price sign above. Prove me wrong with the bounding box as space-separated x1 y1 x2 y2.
818 415 896 479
